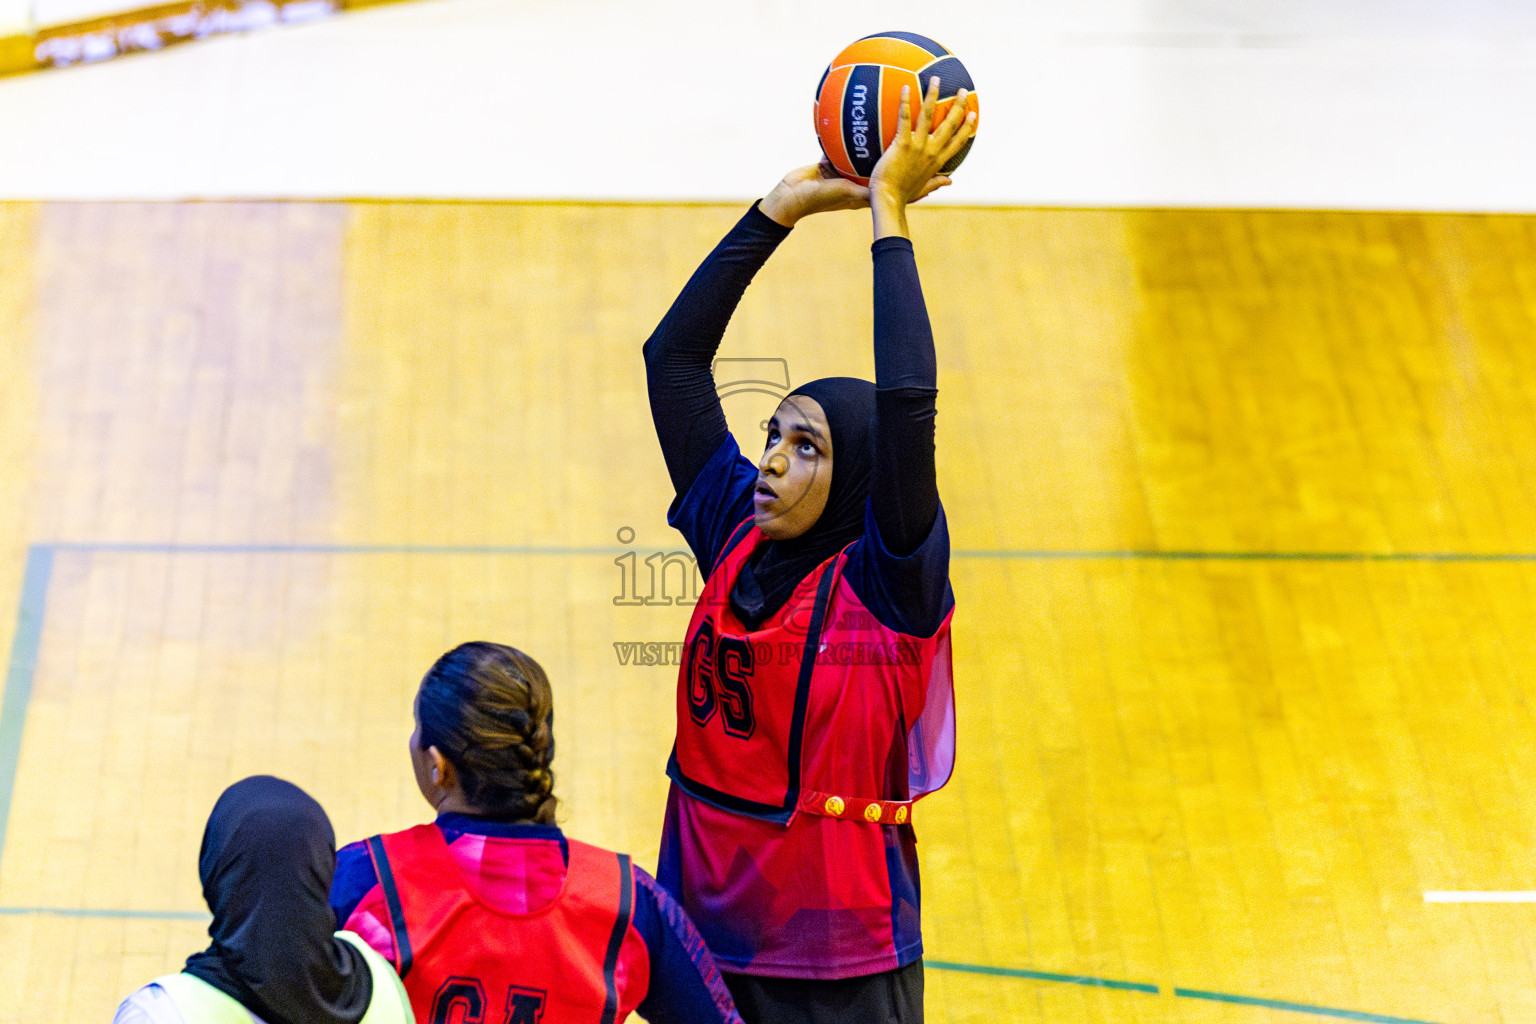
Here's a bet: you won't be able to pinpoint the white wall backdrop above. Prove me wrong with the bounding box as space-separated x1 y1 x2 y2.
1 0 1534 208
32 0 149 23
0 0 31 32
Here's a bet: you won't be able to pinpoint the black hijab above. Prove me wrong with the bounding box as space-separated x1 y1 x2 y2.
730 376 876 630
184 776 373 1024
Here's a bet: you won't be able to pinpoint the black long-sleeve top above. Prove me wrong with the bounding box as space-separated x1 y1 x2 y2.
643 203 951 637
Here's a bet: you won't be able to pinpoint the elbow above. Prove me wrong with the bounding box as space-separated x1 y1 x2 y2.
643 328 683 374
642 334 671 385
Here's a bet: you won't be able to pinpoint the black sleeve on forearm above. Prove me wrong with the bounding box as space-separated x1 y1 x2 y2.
643 202 792 496
870 236 940 557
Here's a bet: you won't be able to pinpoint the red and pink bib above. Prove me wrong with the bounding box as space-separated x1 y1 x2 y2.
364 825 648 1024
669 518 955 826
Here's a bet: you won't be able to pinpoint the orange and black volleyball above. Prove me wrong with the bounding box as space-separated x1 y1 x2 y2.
814 31 980 186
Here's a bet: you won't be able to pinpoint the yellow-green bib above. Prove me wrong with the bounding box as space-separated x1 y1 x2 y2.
153 932 413 1024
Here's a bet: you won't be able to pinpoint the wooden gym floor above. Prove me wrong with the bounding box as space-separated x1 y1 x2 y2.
1 200 1535 1023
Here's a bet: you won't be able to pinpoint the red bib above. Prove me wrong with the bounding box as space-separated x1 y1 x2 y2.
668 519 955 825
365 825 645 1024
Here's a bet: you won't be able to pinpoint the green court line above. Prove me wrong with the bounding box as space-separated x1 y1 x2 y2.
1174 987 1441 1024
0 918 1433 1024
926 959 1158 993
924 965 1442 1023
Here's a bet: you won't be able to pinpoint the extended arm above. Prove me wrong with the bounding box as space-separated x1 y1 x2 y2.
869 238 939 554
643 164 873 497
867 80 975 554
642 205 789 496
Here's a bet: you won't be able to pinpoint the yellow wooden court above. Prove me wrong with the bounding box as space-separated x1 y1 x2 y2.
2 201 1535 1023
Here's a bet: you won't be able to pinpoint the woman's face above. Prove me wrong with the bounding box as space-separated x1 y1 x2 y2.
755 395 833 540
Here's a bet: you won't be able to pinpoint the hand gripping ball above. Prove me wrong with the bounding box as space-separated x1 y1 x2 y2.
814 31 979 186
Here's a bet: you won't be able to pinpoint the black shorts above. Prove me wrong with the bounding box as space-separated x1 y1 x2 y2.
722 960 923 1024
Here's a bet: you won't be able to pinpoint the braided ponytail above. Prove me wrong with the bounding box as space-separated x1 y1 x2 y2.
416 642 558 823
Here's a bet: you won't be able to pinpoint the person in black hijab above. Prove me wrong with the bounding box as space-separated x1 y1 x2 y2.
640 81 973 1024
113 776 411 1024
726 377 875 630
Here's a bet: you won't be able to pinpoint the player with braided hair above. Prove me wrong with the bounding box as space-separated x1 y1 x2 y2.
410 641 559 823
332 642 743 1024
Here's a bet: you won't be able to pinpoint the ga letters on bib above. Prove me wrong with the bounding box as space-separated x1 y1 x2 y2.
364 825 642 1024
424 980 546 1024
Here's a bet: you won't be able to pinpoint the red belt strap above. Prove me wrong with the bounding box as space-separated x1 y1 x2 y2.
796 789 914 825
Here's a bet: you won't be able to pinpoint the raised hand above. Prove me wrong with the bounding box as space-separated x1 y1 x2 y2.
868 77 976 240
759 160 872 228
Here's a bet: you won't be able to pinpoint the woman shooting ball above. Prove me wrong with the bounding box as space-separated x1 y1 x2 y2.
643 79 973 1023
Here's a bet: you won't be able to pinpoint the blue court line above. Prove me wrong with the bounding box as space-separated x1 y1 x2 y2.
0 546 53 864
0 541 1480 1024
43 542 630 556
35 541 1536 561
926 959 1158 993
1174 988 1440 1024
0 906 209 921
